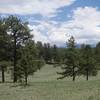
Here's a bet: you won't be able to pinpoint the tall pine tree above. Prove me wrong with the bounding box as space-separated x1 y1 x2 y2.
17 40 44 85
58 36 79 81
0 18 11 83
5 16 32 82
79 44 97 80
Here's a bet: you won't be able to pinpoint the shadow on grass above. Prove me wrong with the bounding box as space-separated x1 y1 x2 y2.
9 82 31 88
0 81 13 84
0 81 31 89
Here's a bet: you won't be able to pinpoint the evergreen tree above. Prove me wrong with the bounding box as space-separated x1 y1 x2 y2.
95 42 100 69
5 16 32 82
17 40 44 85
52 44 60 63
43 43 52 63
0 18 11 83
79 44 97 80
0 61 11 83
58 36 79 81
36 41 44 59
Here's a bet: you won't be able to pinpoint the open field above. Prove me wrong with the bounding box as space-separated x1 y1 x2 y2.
0 64 100 100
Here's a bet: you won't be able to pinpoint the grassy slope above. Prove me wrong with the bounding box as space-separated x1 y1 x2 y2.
0 64 100 100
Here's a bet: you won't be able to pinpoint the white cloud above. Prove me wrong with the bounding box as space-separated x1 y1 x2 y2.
1 1 100 46
65 7 100 44
29 7 100 46
0 0 75 16
29 24 49 43
29 21 69 46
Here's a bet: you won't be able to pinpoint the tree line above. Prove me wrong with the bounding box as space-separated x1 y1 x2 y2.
0 16 100 85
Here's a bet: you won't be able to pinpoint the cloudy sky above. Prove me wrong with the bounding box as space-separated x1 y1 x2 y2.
0 0 100 46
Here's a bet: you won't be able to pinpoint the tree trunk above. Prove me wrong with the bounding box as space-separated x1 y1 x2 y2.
86 68 89 81
1 66 5 83
13 36 17 83
25 72 28 85
72 66 75 81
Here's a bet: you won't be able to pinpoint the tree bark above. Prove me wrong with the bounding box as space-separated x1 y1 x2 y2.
72 66 75 81
25 72 28 85
13 35 17 83
86 68 89 81
1 66 5 83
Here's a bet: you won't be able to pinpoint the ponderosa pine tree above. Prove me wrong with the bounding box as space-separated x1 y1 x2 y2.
79 44 97 81
58 36 79 81
17 40 44 85
5 16 32 82
52 44 60 64
36 41 44 59
0 18 11 83
95 42 100 69
43 43 52 63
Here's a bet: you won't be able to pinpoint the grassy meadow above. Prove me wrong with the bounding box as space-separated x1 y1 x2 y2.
0 64 100 100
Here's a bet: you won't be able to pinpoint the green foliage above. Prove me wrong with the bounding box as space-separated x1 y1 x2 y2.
36 41 44 59
95 42 100 70
17 40 45 84
52 44 61 63
58 36 79 81
0 18 12 82
0 18 11 61
79 44 98 80
43 43 52 63
5 16 32 43
5 15 33 82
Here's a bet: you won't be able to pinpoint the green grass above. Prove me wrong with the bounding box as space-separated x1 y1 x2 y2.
0 64 100 100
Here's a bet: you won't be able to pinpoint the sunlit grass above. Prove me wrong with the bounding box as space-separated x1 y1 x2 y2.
0 64 100 100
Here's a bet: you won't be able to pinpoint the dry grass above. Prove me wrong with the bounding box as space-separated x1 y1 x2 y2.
0 64 100 100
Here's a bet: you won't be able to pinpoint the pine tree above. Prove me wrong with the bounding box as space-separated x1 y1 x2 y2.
0 18 11 83
36 41 44 59
43 43 52 63
79 44 97 80
0 61 11 83
58 36 79 81
95 42 100 69
5 16 32 82
52 44 60 64
17 40 44 85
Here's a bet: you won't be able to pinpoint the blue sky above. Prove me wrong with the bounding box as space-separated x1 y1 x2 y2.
0 0 100 46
